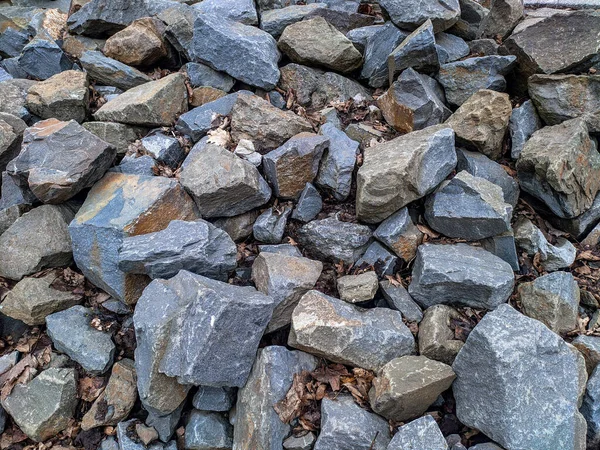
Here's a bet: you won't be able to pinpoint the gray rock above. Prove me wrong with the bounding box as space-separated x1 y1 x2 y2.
574 335 600 376
118 219 236 281
355 241 399 277
193 387 236 412
212 210 260 243
283 433 316 450
380 281 423 322
18 39 74 80
289 290 415 370
260 4 326 38
0 78 37 121
360 22 408 88
344 123 384 148
373 207 423 262
425 171 513 240
0 205 73 280
337 271 379 303
468 444 504 450
419 305 465 365
2 368 77 442
435 31 469 64
388 415 449 450
438 55 516 107
140 133 185 168
549 192 600 240
296 217 372 264
185 410 233 450
292 183 322 222
0 351 19 376
0 27 30 59
480 231 519 271
0 58 27 81
145 405 184 443
0 67 13 84
452 304 587 450
314 72 373 108
0 119 21 176
111 155 157 176
253 206 292 244
518 271 580 334
46 305 115 374
304 7 375 34
346 24 383 54
67 0 149 36
379 0 461 32
101 437 119 450
479 0 523 40
582 365 600 448
313 395 391 450
233 346 317 450
194 0 258 25
83 122 144 155
408 243 515 309
180 141 271 218
191 14 280 90
468 39 499 56
278 63 324 107
259 244 302 257
356 124 456 224
388 20 439 83
182 62 235 92
449 0 489 40
80 50 152 91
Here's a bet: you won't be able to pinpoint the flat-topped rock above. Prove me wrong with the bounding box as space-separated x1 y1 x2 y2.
79 51 152 90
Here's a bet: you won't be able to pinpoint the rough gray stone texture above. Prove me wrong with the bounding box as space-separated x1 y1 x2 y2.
478 0 523 39
0 272 82 326
408 243 515 309
480 231 519 271
194 0 258 25
296 217 372 264
185 410 233 450
182 62 235 92
468 444 503 450
516 118 600 219
145 404 184 443
582 365 600 448
283 433 316 450
574 335 600 376
337 271 379 303
0 119 20 177
0 205 74 280
452 304 588 450
419 305 465 365
435 31 469 64
380 281 423 322
388 20 439 82
233 346 317 450
388 415 449 450
83 122 143 155
360 22 408 88
304 7 376 34
111 155 157 176
18 39 74 81
510 101 543 160
468 38 499 56
355 241 399 277
438 55 516 107
518 271 580 334
140 133 185 169
259 244 302 257
192 387 236 412
260 4 326 38
357 124 456 224
313 395 390 450
191 13 280 90
67 0 149 36
8 119 116 204
2 368 77 442
0 27 29 59
0 351 19 376
253 206 292 244
180 140 271 218
0 79 36 121
550 192 600 240
80 51 152 91
212 210 259 243
118 219 236 282
279 63 325 106
379 0 460 32
373 207 423 262
252 251 322 333
289 290 415 371
425 171 513 240
46 305 115 374
292 183 322 222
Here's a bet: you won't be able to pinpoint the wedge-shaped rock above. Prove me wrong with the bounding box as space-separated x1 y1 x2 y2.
79 51 152 90
574 335 600 376
289 290 415 371
517 118 600 219
260 4 325 38
185 410 233 450
425 171 512 240
373 209 421 262
118 219 236 282
388 20 438 82
69 173 199 304
453 304 587 450
179 141 271 218
388 415 448 450
360 22 408 88
408 243 514 309
380 280 423 322
83 121 144 155
195 0 258 25
356 124 456 223
67 0 149 37
8 119 116 204
418 305 464 365
94 73 188 126
253 206 291 244
233 346 317 450
192 386 236 412
337 271 378 303
379 0 460 32
435 31 469 64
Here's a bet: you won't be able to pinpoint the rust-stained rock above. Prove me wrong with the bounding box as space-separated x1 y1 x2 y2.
190 86 227 107
103 17 168 67
418 305 465 365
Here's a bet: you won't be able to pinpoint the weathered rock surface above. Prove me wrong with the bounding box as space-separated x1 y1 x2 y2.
291 183 322 222
479 0 523 40
192 387 236 412
582 365 600 449
212 210 260 243
103 17 168 67
573 335 600 376
283 433 316 450
380 281 423 323
388 20 439 82
67 0 149 36
83 121 143 155
379 0 461 32
79 50 152 90
183 62 235 92
253 206 292 244
140 133 185 168
18 39 74 80
480 231 520 271
388 415 448 450
373 208 422 262
195 0 258 25
435 31 469 65
185 410 233 450
360 22 408 88
337 271 378 303
260 4 325 38
0 79 36 121
419 305 464 365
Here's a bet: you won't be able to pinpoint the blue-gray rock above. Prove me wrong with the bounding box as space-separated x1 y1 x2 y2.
0 78 36 121
409 243 515 309
180 140 271 217
468 38 499 56
253 206 292 244
478 0 523 40
191 14 280 90
260 4 326 38
304 7 376 34
185 410 233 450
0 169 37 222
574 335 600 376
480 231 519 271
345 24 383 54
380 280 423 322
259 244 302 257
0 351 19 376
388 415 448 450
102 299 132 315
0 58 28 80
283 433 316 450
550 192 600 240
388 20 439 83
355 241 399 276
0 68 12 83
194 0 258 25
313 395 390 450
292 183 322 222
510 100 543 159
80 51 152 91
18 39 74 80
100 437 119 450
435 32 469 64
0 27 30 58
360 22 408 88
268 90 286 109
233 346 317 449
319 107 342 129
453 304 587 450
141 133 185 168
278 63 324 106
116 419 161 450
111 155 157 176
145 404 184 443
182 62 235 92
46 305 115 374
0 119 21 176
296 217 372 264
315 123 358 201
193 387 236 412
582 364 600 448
468 444 504 450
438 55 517 107
289 290 415 370
67 0 149 37
156 3 198 61
373 207 423 262
518 271 580 334
379 0 461 32
212 210 260 243
118 219 237 281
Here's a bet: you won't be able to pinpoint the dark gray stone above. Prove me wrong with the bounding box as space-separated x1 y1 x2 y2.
311 70 372 107
388 415 448 450
550 192 600 240
253 206 292 244
360 22 408 88
260 4 326 38
0 27 30 59
468 38 499 56
83 121 144 155
283 433 316 450
304 7 376 34
582 365 600 448
141 133 185 168
145 404 184 443
0 68 12 83
0 58 28 80
449 0 489 40
435 31 469 64
373 207 423 262
192 387 236 412
185 410 233 450
346 24 383 54
278 63 324 106
380 280 423 322
67 0 149 37
479 0 523 40
111 155 157 176
258 244 302 257
388 20 439 82
80 51 152 91
194 0 258 25
212 210 259 243
480 231 519 271
157 3 198 61
355 241 399 277
182 62 235 92
292 183 322 223
18 39 74 80
379 0 461 32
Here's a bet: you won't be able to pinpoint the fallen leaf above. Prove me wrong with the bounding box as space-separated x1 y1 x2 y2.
78 376 106 402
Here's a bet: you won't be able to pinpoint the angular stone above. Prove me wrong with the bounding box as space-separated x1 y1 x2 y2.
355 241 399 277
438 55 516 107
480 231 519 271
380 281 423 322
194 0 258 25
479 0 523 39
25 70 89 123
379 0 460 32
259 244 302 257
369 355 455 421
253 206 291 244
549 192 600 240
408 243 515 309
136 423 158 446
8 119 116 204
445 89 512 160
192 387 236 412
374 208 423 262
0 205 73 280
82 359 137 430
296 217 372 264
69 172 199 304
468 38 499 56
260 4 325 38
140 133 184 168
80 51 152 91
388 20 439 83
62 34 104 59
305 7 375 34
356 124 456 224
419 305 464 365
233 346 317 449
190 86 227 108
0 78 37 121
2 368 77 442
191 14 280 90
289 290 415 370
346 24 384 54
0 27 29 59
283 433 316 450
179 141 271 218
230 93 312 151
337 271 378 303
582 365 600 449
212 210 259 243
18 39 74 80
574 336 600 376
519 271 580 334
185 410 233 450
425 171 513 240
388 415 448 450
278 63 324 106
183 62 234 92
0 120 20 176
310 71 373 108
83 122 143 155
0 272 82 326
517 118 600 219
345 123 384 148
67 0 149 36
435 31 469 64
292 183 322 222
104 17 168 67
583 222 600 247
94 73 187 126
145 405 184 443
360 22 408 88
0 351 19 376
313 395 390 450
452 304 587 450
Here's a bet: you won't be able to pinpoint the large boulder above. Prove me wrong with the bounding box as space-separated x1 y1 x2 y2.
67 0 149 36
453 304 587 450
379 0 460 32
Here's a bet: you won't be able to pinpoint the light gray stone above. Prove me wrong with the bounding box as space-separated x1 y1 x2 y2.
379 0 461 32
193 387 236 412
283 433 316 450
83 122 144 156
435 31 469 64
259 244 302 257
182 62 235 92
140 133 185 169
185 410 233 450
260 4 326 38
380 281 423 322
253 206 291 244
0 351 19 376
574 335 600 376
582 364 600 448
194 0 258 25
388 415 448 450
346 24 383 54
337 271 379 303
0 78 36 121
388 20 439 83
419 305 465 365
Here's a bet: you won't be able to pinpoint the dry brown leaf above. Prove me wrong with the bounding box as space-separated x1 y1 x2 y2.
578 250 600 261
417 224 440 239
78 376 106 402
273 372 306 424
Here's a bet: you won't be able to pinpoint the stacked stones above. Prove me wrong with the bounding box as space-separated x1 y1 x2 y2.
0 0 599 449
